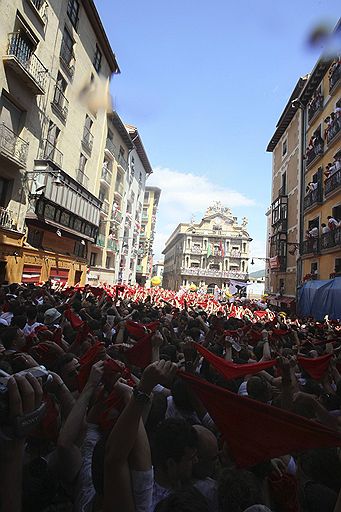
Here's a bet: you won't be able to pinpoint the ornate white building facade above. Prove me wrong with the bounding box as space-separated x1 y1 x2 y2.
162 202 251 292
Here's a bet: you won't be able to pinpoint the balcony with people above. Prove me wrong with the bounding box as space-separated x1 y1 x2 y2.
324 108 341 148
301 220 320 255
303 179 322 211
0 123 29 167
305 129 324 169
329 57 341 94
320 214 341 251
307 88 323 124
325 151 341 196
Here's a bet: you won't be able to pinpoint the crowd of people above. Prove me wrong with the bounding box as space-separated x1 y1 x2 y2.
1 281 341 512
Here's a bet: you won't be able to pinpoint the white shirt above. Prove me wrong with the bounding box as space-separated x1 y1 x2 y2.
23 322 43 336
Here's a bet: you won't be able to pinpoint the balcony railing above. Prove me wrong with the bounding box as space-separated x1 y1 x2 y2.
303 185 322 210
191 246 202 254
96 234 106 247
329 62 341 93
59 41 75 78
101 166 112 186
320 227 341 251
117 153 128 171
76 169 89 188
301 238 319 255
101 200 109 215
107 239 118 252
306 140 324 168
82 126 93 155
325 169 341 196
308 95 323 123
0 207 14 230
40 139 63 168
51 85 69 121
114 182 124 196
326 118 340 146
181 267 247 280
4 32 47 93
230 250 242 258
105 138 116 157
0 123 29 166
111 210 122 223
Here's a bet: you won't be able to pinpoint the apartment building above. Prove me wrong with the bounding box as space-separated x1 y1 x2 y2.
265 77 307 308
162 202 250 292
0 0 119 285
266 31 340 305
300 57 341 282
136 186 161 286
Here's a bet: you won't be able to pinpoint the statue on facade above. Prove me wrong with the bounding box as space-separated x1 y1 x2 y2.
242 217 248 228
205 201 232 218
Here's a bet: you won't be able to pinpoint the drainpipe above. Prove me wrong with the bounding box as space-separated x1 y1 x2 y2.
297 102 307 303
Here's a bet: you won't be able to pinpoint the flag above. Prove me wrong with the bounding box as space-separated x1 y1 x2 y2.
180 372 341 468
207 242 212 258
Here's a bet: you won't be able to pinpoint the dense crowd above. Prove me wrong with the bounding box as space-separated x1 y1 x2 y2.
1 281 341 512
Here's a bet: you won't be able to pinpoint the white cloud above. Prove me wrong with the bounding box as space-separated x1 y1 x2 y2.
148 166 256 260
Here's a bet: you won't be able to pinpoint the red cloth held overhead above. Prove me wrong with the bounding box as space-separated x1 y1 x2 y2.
297 353 333 381
125 333 154 368
125 320 159 340
64 308 84 329
74 322 91 345
254 310 268 318
180 372 341 468
77 341 104 391
194 342 277 380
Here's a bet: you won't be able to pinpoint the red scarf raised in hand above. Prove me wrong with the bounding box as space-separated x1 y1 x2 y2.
297 353 333 381
180 372 341 468
194 342 277 380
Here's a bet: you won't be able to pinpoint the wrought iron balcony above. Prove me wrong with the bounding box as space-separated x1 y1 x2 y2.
303 186 322 210
181 267 247 280
0 207 14 230
111 210 122 223
95 234 106 247
308 95 324 123
114 182 124 196
101 166 112 186
105 138 116 158
326 118 340 146
59 41 75 79
82 126 93 155
107 239 118 252
301 238 319 255
325 169 341 196
329 62 341 93
76 169 89 188
0 123 29 167
191 246 202 254
230 249 242 258
117 153 128 171
101 200 109 215
306 140 324 168
40 139 63 168
320 227 341 251
3 32 47 94
51 85 69 122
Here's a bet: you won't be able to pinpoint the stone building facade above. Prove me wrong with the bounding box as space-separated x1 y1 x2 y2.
162 202 250 292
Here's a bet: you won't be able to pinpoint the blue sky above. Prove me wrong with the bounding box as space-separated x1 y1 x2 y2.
96 0 340 270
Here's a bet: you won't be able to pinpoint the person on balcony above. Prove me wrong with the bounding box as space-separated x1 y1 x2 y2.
321 223 330 234
308 226 319 238
327 216 340 231
306 182 318 193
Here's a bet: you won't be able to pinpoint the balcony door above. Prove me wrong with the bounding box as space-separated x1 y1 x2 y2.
46 121 60 160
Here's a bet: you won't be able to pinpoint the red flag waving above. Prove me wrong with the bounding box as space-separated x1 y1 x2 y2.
77 341 104 391
180 372 341 468
297 353 333 381
125 333 154 368
194 343 276 380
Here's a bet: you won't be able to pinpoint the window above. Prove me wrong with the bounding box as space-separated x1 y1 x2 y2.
74 240 85 258
119 146 125 158
0 95 24 135
144 192 150 202
308 217 319 230
60 28 74 65
282 139 287 157
93 44 102 73
332 205 341 220
335 259 341 274
67 0 79 28
310 262 318 276
79 153 87 172
281 171 286 194
105 256 111 269
27 228 43 248
90 252 97 266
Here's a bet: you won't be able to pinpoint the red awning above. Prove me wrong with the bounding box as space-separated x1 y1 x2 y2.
22 265 42 283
